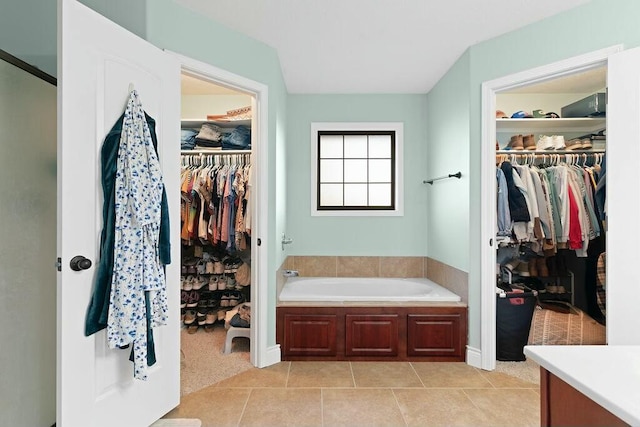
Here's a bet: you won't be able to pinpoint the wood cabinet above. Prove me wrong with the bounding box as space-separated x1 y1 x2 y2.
277 306 466 361
540 368 628 427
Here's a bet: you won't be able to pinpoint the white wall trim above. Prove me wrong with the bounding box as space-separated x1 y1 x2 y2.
264 345 282 367
480 45 622 371
466 346 482 369
165 50 276 368
309 122 404 217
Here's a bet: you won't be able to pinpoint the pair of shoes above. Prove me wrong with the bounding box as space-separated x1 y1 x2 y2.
506 134 524 150
192 276 206 291
183 275 194 291
185 290 199 308
537 135 566 150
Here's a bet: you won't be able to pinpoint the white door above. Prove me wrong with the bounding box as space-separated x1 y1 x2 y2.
57 1 181 426
606 46 640 346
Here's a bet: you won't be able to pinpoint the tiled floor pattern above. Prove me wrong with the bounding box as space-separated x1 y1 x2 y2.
164 361 540 426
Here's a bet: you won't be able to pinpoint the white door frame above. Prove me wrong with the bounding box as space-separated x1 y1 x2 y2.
167 51 273 368
479 45 622 371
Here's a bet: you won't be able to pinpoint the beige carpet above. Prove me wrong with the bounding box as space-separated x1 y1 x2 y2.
495 358 540 385
180 324 252 395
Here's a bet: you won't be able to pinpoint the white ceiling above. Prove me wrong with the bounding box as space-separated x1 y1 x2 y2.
174 0 591 94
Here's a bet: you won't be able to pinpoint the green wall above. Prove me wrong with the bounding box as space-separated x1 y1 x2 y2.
426 0 640 350
286 94 428 256
146 0 288 347
425 51 470 271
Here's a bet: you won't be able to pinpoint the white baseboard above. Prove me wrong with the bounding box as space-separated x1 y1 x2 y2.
466 346 482 369
260 344 281 368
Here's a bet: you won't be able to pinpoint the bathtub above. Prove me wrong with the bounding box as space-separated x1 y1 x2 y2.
277 277 467 361
279 277 461 302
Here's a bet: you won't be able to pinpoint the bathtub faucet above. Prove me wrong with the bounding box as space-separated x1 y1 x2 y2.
282 270 299 277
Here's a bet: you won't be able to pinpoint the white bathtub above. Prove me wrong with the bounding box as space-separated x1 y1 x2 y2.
279 277 461 302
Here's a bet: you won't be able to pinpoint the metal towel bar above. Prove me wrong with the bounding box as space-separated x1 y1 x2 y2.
423 171 462 185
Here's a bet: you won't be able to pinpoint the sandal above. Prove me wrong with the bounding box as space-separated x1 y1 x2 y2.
186 290 199 308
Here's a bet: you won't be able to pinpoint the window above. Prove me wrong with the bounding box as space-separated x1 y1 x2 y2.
311 122 403 216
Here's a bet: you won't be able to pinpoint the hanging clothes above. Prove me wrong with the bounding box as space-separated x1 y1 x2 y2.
85 93 171 381
108 90 169 380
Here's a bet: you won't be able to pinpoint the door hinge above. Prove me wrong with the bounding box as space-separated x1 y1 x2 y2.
56 257 62 272
489 238 493 247
257 238 262 246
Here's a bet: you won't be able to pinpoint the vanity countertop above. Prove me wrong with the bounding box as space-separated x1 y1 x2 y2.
524 345 640 426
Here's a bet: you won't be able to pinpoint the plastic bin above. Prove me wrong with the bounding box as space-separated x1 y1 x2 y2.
496 290 537 361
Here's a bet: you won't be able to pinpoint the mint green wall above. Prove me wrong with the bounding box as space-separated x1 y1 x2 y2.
426 0 640 350
0 0 147 78
286 94 428 256
146 0 288 347
425 51 470 272
0 0 57 76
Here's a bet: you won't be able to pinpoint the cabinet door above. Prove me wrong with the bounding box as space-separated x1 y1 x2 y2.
281 313 339 357
407 313 465 359
345 314 399 357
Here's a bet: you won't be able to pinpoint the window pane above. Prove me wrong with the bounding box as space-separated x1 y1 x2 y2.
344 159 367 182
344 135 367 158
369 159 391 182
369 183 391 206
344 184 368 206
320 159 343 182
320 184 343 206
369 134 391 158
319 135 343 158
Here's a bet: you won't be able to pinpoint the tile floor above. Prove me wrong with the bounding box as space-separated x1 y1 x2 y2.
164 361 540 426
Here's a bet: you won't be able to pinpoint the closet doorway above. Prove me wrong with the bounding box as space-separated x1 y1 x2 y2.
479 46 621 371
175 53 271 391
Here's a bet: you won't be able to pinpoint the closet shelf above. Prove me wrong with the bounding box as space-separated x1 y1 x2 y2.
181 118 251 129
496 149 605 155
496 117 605 133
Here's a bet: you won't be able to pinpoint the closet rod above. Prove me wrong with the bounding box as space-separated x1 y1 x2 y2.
181 149 251 155
496 149 605 155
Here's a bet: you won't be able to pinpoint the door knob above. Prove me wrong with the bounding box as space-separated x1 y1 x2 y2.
70 255 92 271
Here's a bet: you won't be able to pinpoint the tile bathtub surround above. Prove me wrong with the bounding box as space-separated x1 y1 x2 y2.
286 256 424 278
336 256 380 277
166 361 541 426
425 257 469 304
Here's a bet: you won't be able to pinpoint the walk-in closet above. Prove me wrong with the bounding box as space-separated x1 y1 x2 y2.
494 66 607 361
179 73 254 394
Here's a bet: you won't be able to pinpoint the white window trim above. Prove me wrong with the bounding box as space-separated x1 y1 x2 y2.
310 122 404 217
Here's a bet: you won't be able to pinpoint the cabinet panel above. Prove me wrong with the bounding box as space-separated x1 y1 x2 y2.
345 314 399 357
281 313 338 357
542 369 627 427
407 313 464 358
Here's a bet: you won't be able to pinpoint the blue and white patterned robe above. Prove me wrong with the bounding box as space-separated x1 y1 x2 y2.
107 90 168 380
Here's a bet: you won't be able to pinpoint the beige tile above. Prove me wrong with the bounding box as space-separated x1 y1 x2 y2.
336 256 379 277
351 361 423 388
426 258 446 285
163 386 250 426
287 361 355 388
239 388 322 427
393 388 495 427
283 256 295 270
478 370 539 389
322 388 406 427
463 388 540 427
215 362 290 388
295 256 337 277
411 362 492 388
425 258 468 304
380 257 424 278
